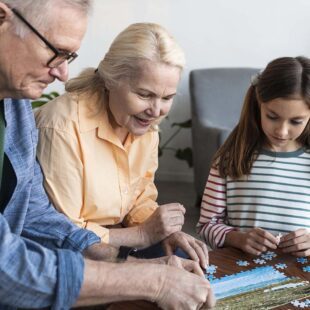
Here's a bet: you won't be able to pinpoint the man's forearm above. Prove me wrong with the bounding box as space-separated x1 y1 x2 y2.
83 242 119 261
74 260 161 306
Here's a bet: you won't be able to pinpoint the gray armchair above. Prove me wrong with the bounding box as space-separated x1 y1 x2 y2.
189 67 259 201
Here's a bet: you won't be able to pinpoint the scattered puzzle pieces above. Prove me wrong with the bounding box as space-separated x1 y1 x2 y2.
291 299 310 308
253 258 266 265
275 263 287 270
261 251 277 261
297 257 308 264
266 251 277 257
236 260 250 266
261 254 274 261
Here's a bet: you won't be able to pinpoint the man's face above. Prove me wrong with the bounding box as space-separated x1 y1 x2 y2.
0 4 88 100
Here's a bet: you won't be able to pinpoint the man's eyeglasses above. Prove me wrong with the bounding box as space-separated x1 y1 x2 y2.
12 8 78 68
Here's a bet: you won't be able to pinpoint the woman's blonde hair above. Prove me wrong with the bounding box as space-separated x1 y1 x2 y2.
65 22 185 96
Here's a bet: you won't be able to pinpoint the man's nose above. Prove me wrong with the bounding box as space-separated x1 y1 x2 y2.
49 61 69 82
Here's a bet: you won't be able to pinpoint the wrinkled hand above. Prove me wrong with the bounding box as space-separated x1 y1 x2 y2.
155 265 216 310
142 255 204 276
229 228 278 255
279 229 310 257
140 203 185 246
162 231 209 269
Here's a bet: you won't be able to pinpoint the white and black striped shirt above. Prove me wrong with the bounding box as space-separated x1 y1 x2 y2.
197 148 310 249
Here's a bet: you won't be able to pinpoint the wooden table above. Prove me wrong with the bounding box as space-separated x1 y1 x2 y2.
79 247 310 309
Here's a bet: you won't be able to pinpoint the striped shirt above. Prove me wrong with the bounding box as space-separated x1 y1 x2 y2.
197 148 310 249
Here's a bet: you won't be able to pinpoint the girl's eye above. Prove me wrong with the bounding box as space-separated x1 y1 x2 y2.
291 120 303 125
266 114 277 120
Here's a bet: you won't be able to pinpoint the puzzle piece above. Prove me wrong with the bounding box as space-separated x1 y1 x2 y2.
253 258 266 265
236 260 249 266
302 266 310 273
206 264 217 274
261 254 274 261
275 233 283 245
206 274 216 282
266 251 277 257
291 299 309 308
297 257 308 264
275 263 287 270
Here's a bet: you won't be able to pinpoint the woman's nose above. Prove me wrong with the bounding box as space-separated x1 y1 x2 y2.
149 100 161 117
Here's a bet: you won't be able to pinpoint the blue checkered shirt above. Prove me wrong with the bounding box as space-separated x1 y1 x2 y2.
0 98 100 309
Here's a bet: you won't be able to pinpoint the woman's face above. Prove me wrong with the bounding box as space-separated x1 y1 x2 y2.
260 97 310 152
108 60 181 140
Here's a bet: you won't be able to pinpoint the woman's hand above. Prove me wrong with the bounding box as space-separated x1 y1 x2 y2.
279 229 310 257
225 228 278 255
139 203 185 246
162 231 209 269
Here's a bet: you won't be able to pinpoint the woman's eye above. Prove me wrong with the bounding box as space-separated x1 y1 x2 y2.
138 93 151 99
163 96 174 101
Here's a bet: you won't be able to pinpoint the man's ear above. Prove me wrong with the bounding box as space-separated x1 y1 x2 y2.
0 2 13 27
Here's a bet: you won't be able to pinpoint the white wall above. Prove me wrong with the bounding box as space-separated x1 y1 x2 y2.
47 0 310 182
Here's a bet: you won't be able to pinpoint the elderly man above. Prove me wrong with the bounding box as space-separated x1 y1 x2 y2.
0 0 215 309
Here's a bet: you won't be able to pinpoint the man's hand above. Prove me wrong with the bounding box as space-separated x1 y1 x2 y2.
225 228 278 255
133 255 205 276
279 229 310 257
78 260 216 309
162 231 209 269
155 265 216 310
139 203 185 246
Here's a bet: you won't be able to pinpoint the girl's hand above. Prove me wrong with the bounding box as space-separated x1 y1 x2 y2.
279 229 310 257
225 228 278 255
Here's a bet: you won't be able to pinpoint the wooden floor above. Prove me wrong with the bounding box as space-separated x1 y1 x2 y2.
155 180 200 237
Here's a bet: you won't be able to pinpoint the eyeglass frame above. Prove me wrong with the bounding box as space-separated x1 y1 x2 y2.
11 8 78 68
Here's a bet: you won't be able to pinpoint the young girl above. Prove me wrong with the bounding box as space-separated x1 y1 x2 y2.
197 56 310 257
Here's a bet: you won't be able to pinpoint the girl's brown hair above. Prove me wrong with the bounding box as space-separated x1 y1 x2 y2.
213 56 310 179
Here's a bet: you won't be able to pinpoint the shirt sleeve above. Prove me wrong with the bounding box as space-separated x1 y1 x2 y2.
0 213 84 309
196 168 235 249
123 132 159 227
22 158 100 252
35 126 107 243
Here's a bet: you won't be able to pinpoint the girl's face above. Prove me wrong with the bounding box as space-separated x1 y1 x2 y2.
107 60 181 142
260 98 310 152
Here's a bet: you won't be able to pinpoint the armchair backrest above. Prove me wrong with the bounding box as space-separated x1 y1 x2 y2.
190 68 259 128
189 67 260 200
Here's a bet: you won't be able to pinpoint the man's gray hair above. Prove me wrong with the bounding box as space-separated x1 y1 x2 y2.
4 0 93 37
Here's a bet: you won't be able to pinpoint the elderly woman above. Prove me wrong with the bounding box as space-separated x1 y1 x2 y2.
36 23 207 267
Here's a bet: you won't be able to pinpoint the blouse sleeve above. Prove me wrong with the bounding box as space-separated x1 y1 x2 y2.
37 127 110 243
196 167 235 249
123 132 159 227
